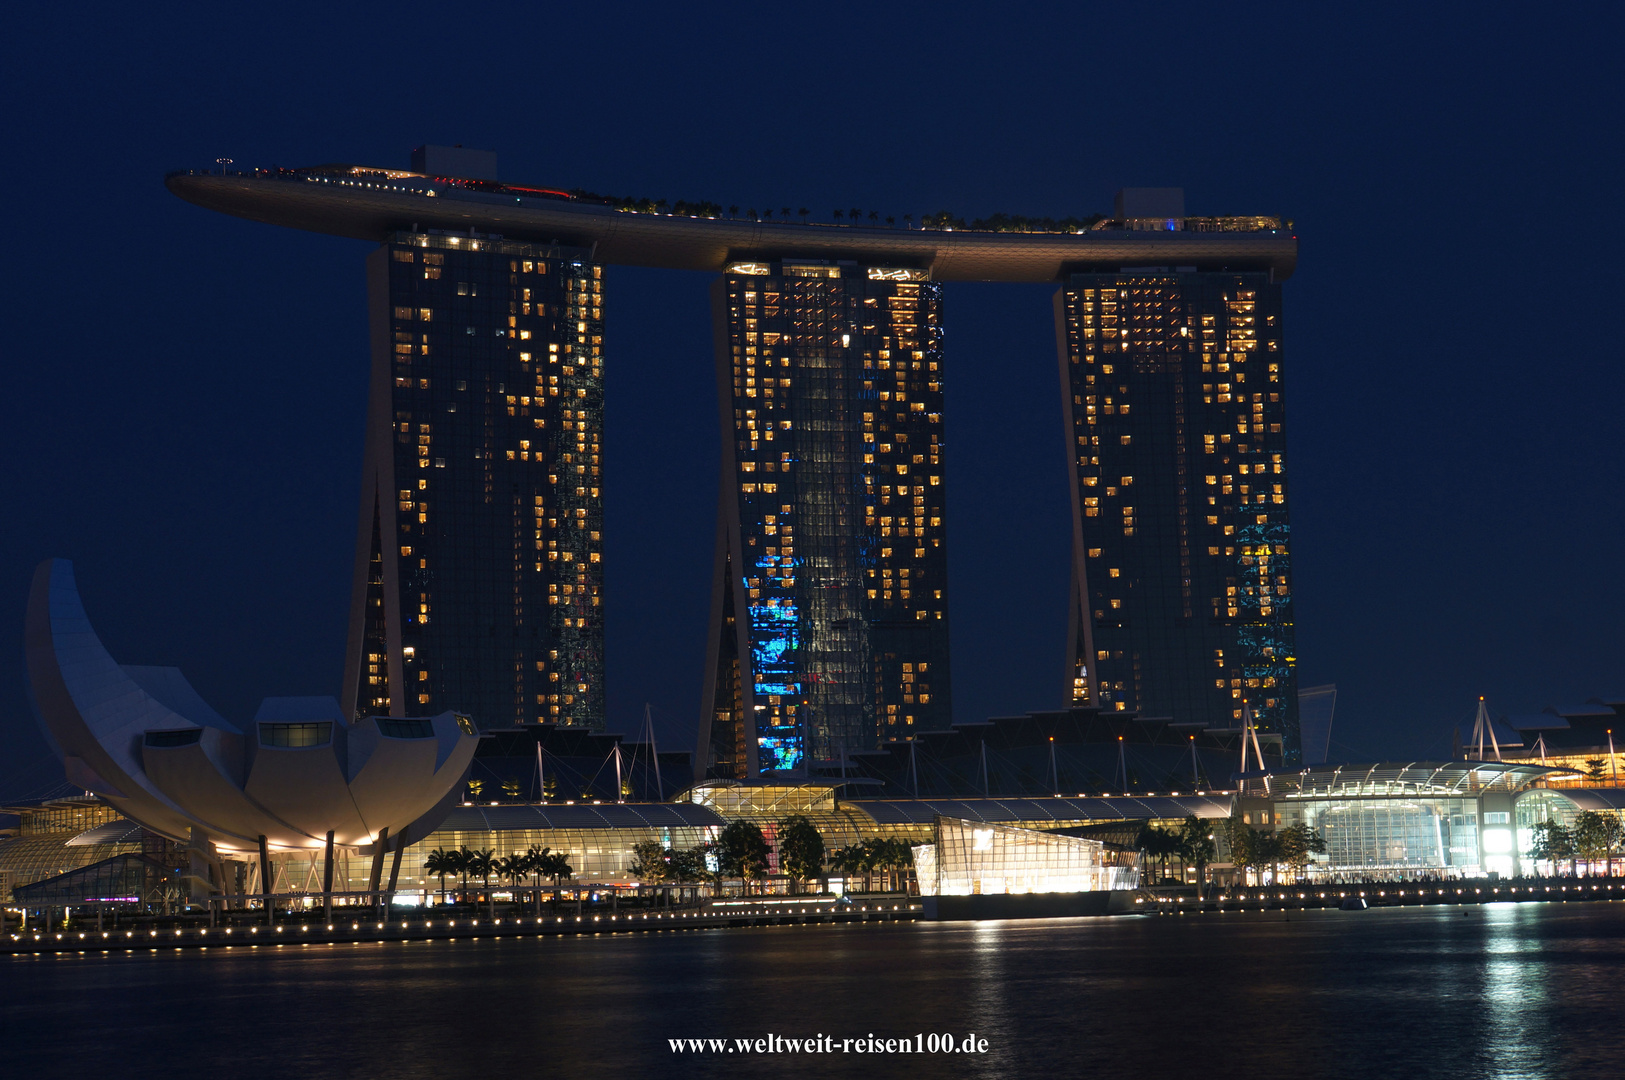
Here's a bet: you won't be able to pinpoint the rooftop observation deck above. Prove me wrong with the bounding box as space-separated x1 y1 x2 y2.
166 165 1298 283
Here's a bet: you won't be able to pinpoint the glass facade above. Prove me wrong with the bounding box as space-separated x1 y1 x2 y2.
345 232 605 730
914 816 1139 896
1274 798 1481 875
701 262 952 777
0 799 140 902
1058 271 1300 761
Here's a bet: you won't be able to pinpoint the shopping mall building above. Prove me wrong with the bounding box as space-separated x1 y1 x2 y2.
11 762 1625 909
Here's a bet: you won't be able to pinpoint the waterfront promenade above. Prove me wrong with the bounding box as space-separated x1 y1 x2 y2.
1149 878 1625 914
1 897 920 955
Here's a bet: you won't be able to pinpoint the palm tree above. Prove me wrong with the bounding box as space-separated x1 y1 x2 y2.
798 207 809 223
543 850 575 909
728 204 739 218
780 207 791 220
830 843 872 893
497 853 529 905
1136 824 1181 884
1178 815 1216 890
833 209 843 221
522 845 552 915
862 838 910 892
452 845 474 903
465 848 495 916
886 215 895 227
423 848 456 906
868 211 879 224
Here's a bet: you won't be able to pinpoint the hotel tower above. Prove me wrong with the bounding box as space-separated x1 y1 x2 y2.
698 261 953 777
168 159 1298 769
1057 190 1301 763
341 226 606 731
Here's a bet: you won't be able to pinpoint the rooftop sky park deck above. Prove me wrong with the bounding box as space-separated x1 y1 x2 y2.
165 165 1297 282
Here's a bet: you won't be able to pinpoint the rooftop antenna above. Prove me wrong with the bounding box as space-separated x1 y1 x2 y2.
1244 703 1271 795
1048 736 1059 794
643 703 664 802
1115 735 1127 793
1470 696 1501 762
979 740 990 797
1238 712 1251 793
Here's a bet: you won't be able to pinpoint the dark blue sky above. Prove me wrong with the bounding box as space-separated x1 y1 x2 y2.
3 1 1621 798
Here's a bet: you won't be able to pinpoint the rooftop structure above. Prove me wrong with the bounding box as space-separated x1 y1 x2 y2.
831 705 1275 798
1257 761 1571 798
166 166 1297 283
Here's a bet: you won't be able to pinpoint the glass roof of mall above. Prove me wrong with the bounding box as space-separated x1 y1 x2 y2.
435 803 725 831
1251 761 1577 798
846 795 1233 825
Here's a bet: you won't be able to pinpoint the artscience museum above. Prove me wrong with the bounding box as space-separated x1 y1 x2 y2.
22 559 479 898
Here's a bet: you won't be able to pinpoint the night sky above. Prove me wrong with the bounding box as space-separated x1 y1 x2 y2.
4 2 1621 799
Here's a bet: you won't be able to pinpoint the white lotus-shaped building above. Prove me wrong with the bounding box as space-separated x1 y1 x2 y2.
24 559 478 854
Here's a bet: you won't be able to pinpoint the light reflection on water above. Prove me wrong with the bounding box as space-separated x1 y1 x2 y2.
9 902 1625 1079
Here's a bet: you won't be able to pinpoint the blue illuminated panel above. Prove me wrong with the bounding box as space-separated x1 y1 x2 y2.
707 263 954 774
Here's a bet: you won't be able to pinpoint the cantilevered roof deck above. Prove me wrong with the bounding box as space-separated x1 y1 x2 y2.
166 167 1297 283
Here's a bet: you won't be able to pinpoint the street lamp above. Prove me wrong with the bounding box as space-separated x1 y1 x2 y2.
215 157 233 174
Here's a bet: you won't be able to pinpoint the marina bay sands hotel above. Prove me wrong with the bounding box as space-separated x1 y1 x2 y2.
167 145 1302 777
